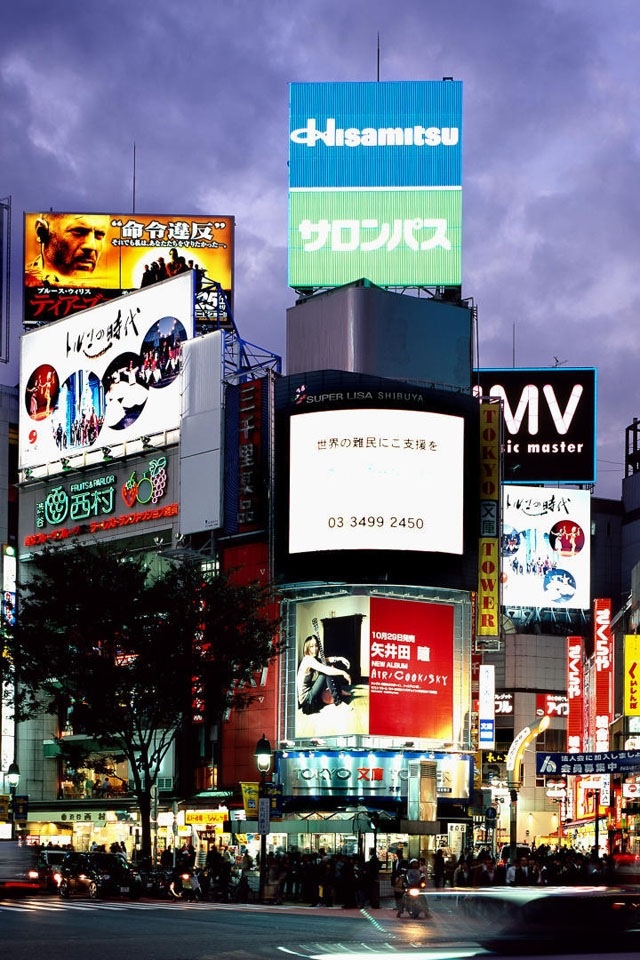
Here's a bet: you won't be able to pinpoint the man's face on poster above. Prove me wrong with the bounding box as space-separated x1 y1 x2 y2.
40 214 109 276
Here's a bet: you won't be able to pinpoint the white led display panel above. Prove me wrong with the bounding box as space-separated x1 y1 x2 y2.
289 407 464 554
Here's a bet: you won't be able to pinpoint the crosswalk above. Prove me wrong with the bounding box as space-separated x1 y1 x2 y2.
0 896 217 913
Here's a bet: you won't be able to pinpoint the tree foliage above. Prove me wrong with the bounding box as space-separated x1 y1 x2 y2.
4 541 282 857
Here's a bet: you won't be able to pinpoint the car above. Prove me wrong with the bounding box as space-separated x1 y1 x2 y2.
0 841 40 898
58 851 143 899
36 848 68 891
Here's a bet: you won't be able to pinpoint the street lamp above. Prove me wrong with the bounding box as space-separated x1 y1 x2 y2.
7 762 20 841
254 734 272 903
506 715 550 862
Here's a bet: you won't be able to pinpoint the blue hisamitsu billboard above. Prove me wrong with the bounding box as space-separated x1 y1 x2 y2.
289 80 463 289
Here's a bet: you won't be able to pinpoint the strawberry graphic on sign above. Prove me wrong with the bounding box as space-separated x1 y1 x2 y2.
121 457 168 507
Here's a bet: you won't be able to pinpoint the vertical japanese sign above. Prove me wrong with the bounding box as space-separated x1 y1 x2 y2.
477 401 501 638
624 635 640 716
593 599 613 751
237 379 265 533
288 81 462 288
567 635 584 753
478 664 496 750
369 597 454 739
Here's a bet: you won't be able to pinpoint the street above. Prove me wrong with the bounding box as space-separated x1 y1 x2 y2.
2 892 640 960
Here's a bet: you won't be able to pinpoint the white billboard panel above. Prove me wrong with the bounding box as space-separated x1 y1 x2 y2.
289 407 464 554
501 486 591 610
20 272 194 472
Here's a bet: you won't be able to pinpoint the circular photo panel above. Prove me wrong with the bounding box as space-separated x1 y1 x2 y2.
25 364 60 421
140 316 188 389
549 519 585 558
102 352 149 431
543 568 577 605
501 526 521 556
53 369 105 451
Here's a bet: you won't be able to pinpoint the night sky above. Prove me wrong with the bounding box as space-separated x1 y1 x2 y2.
2 0 638 498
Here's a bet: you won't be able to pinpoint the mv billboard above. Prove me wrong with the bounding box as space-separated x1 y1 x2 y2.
288 80 462 289
473 367 597 485
23 211 234 328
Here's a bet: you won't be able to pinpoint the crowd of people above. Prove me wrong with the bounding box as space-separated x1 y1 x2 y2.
439 845 620 887
256 849 383 908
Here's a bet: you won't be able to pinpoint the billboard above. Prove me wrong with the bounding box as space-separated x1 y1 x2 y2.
23 211 233 327
473 367 597 484
501 486 591 609
288 81 462 288
20 450 179 549
293 593 456 742
275 371 479 590
19 272 194 473
289 407 464 554
625 635 640 716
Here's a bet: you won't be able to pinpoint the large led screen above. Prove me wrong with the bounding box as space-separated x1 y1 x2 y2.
501 485 591 610
24 211 233 327
288 81 462 289
289 407 464 554
474 367 597 484
19 272 194 471
293 594 455 742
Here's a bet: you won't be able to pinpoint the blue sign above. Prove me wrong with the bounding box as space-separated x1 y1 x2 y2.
537 750 640 776
289 81 463 189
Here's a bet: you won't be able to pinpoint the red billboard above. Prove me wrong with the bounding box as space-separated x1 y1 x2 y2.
293 593 456 742
567 635 585 753
23 211 234 328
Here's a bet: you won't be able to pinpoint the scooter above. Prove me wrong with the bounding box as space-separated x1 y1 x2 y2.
400 879 430 919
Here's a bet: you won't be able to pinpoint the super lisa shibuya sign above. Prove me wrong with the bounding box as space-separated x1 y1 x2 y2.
473 368 596 485
288 81 462 289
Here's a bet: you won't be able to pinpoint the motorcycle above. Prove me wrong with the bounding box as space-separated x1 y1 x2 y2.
400 878 430 919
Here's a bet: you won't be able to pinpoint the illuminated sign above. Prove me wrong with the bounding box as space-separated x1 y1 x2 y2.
477 400 501 638
501 486 591 609
567 635 585 753
289 407 464 555
474 368 597 484
33 457 168 532
293 594 456 742
24 212 233 327
536 693 569 718
593 599 613 751
19 273 193 473
625 635 640 716
288 81 462 288
278 751 472 800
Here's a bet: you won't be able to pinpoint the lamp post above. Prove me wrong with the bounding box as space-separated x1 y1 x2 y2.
506 715 550 862
7 762 20 841
587 788 601 858
255 734 272 903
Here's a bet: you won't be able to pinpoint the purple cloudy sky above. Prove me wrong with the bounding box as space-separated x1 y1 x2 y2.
2 0 638 498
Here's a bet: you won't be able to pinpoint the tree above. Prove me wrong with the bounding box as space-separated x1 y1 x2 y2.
3 541 281 858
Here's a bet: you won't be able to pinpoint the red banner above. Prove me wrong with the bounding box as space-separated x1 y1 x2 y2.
369 597 453 739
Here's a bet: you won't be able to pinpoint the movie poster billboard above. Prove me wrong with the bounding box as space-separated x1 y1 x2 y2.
293 594 455 742
501 486 591 609
23 211 233 327
19 272 194 472
288 81 462 288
